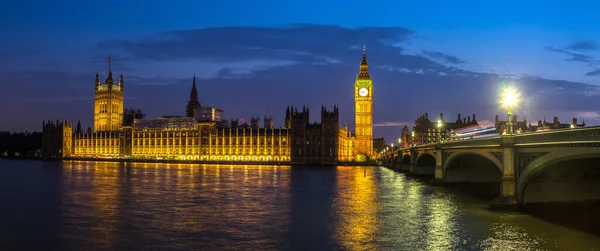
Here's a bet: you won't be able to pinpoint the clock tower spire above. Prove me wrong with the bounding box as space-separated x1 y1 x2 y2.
354 44 374 159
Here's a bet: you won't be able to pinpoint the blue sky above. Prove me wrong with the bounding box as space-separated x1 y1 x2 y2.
1 0 600 142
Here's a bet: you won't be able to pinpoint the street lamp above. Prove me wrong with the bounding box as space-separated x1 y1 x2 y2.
411 130 415 146
501 87 519 135
398 138 402 148
437 119 443 143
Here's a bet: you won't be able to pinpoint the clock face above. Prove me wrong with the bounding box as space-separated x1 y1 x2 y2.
359 87 369 97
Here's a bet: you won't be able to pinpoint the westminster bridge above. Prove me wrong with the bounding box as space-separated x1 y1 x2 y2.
382 126 600 210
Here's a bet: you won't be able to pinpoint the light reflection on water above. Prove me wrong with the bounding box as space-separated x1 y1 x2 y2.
0 160 599 250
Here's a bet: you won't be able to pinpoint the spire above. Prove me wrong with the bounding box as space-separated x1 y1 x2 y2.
193 73 197 88
357 44 371 80
361 44 368 65
186 74 201 117
105 55 114 87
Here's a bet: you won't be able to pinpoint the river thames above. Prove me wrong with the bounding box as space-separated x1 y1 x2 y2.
0 159 599 250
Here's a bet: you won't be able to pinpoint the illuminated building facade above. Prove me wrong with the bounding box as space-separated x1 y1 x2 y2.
354 45 374 158
94 56 124 132
43 49 376 164
128 116 290 161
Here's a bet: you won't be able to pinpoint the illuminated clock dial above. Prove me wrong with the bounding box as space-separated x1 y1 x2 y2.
359 87 369 97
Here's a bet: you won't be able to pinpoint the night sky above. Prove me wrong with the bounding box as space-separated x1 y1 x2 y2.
1 0 600 143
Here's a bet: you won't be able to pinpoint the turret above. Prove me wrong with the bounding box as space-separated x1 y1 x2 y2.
76 120 82 134
118 73 124 91
95 72 100 90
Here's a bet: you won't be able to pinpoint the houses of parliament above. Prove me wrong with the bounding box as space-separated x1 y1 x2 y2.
43 48 375 165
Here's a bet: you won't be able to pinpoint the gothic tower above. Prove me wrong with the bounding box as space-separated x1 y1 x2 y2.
186 74 201 117
354 45 374 157
94 56 124 132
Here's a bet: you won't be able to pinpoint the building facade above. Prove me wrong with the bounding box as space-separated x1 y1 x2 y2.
287 105 354 165
401 112 480 146
42 50 374 165
494 115 585 134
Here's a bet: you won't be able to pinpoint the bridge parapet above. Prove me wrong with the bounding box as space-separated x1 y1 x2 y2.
515 126 600 146
441 136 502 148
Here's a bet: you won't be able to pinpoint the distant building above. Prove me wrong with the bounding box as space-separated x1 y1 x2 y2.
42 120 73 159
402 112 479 146
494 115 585 134
287 105 353 165
373 138 386 154
195 106 223 122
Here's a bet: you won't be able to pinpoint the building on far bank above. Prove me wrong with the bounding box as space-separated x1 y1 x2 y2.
494 115 585 133
402 112 479 146
373 137 385 154
42 48 377 164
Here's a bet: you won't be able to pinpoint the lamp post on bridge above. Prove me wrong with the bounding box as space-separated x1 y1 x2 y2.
437 119 443 144
411 130 415 147
491 85 520 210
502 87 519 135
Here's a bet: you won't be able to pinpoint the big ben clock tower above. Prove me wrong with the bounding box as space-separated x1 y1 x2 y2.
354 45 373 158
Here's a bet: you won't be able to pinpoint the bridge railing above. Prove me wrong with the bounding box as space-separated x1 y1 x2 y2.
515 125 600 145
397 135 503 152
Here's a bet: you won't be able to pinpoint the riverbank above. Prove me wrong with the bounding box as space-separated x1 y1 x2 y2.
12 157 378 167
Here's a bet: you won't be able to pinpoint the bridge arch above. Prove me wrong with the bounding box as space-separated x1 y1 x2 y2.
401 154 411 164
415 152 435 164
442 151 503 173
414 152 436 175
517 149 600 204
443 151 503 200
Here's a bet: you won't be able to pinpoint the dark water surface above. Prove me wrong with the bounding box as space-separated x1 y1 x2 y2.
0 159 599 251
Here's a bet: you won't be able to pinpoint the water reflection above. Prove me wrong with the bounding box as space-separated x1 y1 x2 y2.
425 196 455 250
333 166 380 251
59 161 292 250
1 160 600 251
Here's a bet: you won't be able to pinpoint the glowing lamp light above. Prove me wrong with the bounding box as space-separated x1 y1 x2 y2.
437 120 442 128
501 87 519 109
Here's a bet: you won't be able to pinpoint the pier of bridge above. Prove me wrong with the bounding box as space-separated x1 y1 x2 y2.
383 126 600 210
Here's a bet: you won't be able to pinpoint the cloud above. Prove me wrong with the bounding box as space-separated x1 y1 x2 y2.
96 24 415 66
422 50 466 64
373 121 412 127
585 69 600 76
568 40 598 51
546 46 598 64
574 111 600 121
126 75 188 86
546 46 600 66
24 96 94 103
